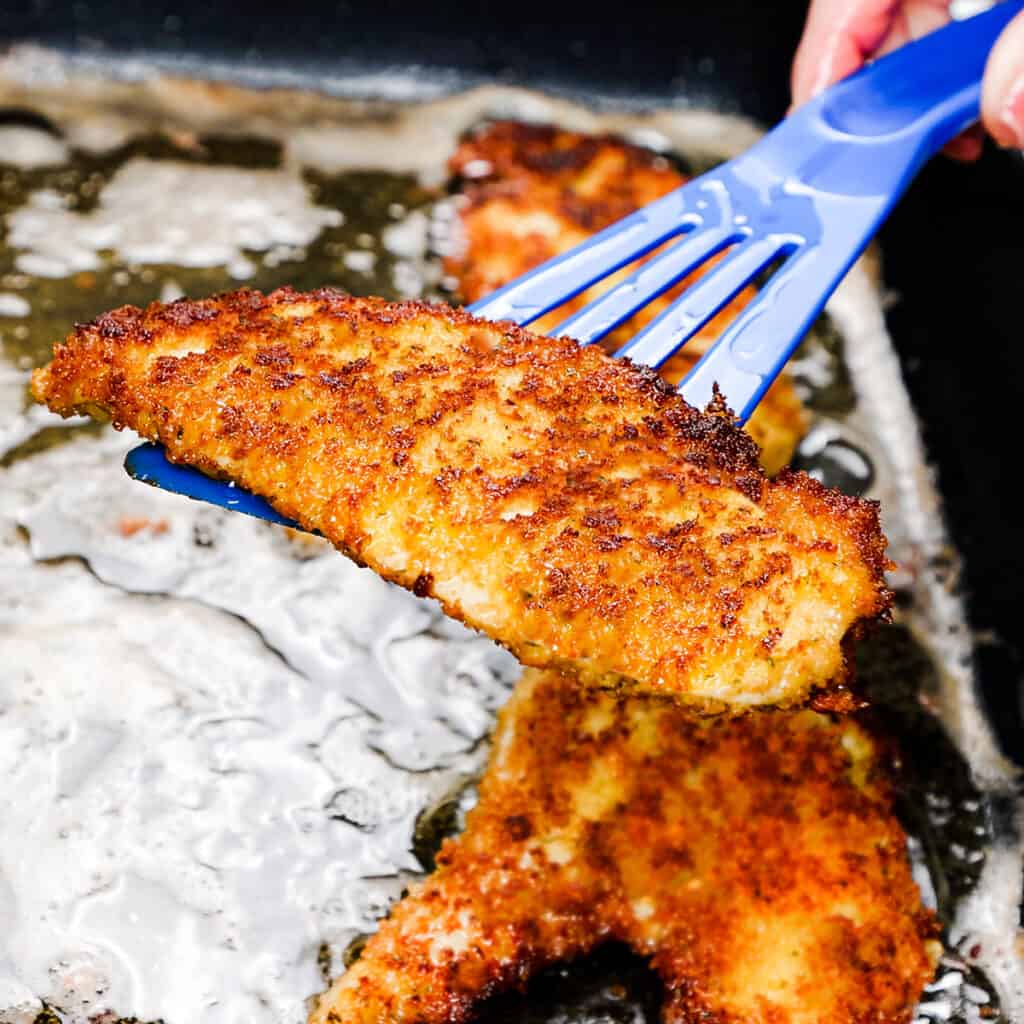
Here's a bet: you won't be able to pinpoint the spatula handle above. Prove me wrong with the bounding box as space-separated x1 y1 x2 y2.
745 1 1023 200
818 0 1023 149
681 2 1023 418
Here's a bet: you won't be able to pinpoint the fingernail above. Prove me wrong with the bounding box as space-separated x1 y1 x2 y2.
994 75 1024 149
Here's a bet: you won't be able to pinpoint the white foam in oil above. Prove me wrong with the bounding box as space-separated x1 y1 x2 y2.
7 159 343 280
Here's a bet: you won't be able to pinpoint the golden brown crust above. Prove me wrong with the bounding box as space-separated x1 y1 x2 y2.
445 121 809 474
311 669 939 1024
447 121 687 306
33 288 890 711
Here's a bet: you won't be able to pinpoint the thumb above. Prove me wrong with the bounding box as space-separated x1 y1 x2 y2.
981 8 1024 148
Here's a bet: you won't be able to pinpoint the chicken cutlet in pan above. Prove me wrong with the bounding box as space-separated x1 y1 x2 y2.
310 668 939 1024
445 121 808 474
33 289 889 712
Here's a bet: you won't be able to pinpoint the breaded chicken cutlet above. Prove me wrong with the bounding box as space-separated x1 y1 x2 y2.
32 289 890 712
445 121 808 474
310 668 939 1024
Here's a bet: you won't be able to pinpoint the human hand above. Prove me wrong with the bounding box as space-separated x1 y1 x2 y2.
791 0 1024 158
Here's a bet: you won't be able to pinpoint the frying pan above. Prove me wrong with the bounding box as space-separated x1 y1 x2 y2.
0 2 1021 1020
4 0 1019 762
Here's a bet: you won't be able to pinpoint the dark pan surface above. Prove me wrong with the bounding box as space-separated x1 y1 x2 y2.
1 0 808 117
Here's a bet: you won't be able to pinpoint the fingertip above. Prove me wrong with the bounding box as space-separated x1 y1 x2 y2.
982 9 1024 149
943 127 985 163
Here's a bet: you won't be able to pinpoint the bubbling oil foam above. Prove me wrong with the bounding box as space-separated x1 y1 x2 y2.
6 159 343 280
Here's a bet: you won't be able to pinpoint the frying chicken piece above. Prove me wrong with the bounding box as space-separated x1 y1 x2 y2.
445 121 808 473
310 668 939 1024
32 288 889 712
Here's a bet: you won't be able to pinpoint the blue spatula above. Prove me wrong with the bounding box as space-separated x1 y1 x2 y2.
125 1 1022 527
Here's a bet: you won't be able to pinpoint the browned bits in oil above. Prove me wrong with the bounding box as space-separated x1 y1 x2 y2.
117 516 170 538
